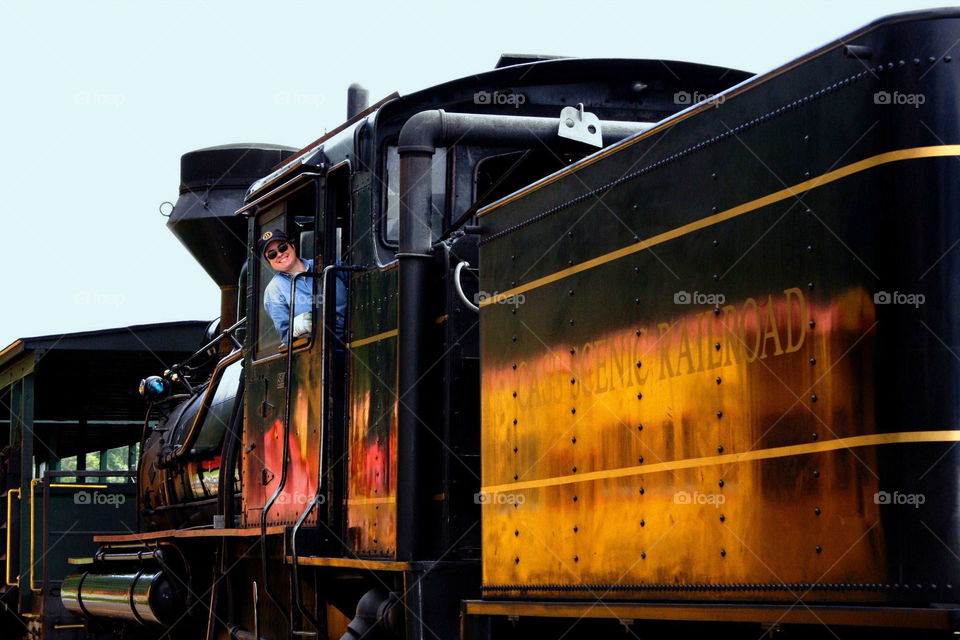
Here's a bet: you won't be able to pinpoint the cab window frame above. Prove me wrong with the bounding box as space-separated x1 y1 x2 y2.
252 176 322 364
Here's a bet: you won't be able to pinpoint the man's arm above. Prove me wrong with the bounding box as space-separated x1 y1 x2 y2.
263 278 290 343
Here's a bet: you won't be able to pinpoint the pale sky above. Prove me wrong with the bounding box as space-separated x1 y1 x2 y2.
0 0 952 346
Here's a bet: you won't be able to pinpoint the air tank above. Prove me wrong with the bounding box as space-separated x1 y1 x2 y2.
61 570 184 626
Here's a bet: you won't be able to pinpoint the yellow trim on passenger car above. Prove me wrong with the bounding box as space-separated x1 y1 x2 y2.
478 145 960 307
348 329 399 349
29 478 40 591
49 483 107 489
481 430 960 494
5 488 20 587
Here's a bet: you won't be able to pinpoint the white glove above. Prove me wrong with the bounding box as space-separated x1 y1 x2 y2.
292 312 313 337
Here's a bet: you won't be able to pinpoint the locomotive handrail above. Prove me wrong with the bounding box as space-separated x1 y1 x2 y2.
453 261 479 312
289 262 363 633
259 267 318 627
164 317 246 395
160 348 244 467
5 488 20 587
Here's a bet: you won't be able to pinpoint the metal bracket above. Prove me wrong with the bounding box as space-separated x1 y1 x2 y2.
558 103 603 147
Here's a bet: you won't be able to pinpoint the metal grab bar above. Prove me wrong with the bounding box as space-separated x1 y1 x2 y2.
5 488 20 587
160 349 244 468
260 268 316 627
290 263 361 631
30 478 40 591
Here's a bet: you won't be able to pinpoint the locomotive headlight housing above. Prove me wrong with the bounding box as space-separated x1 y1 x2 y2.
139 376 169 402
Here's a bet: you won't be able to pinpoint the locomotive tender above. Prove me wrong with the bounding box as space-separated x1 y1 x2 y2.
5 7 960 639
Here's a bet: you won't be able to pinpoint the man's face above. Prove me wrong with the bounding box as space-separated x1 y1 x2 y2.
264 239 298 273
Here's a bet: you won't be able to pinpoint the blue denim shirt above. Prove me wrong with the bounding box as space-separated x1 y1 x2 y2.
263 259 347 342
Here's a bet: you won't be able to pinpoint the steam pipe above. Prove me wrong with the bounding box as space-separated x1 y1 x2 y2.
395 109 649 560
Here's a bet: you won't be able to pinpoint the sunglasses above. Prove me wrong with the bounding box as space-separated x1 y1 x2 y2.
265 243 290 260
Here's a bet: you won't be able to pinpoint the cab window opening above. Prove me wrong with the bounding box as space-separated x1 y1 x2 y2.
381 144 447 247
254 182 320 358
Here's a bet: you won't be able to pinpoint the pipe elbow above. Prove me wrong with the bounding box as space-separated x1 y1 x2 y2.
398 109 445 153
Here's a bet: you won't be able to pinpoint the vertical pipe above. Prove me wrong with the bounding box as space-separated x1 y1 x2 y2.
396 148 435 561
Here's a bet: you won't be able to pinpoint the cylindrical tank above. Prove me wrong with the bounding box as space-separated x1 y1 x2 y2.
61 571 184 626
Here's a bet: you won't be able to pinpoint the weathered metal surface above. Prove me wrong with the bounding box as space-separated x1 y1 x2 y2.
479 14 960 602
346 266 399 556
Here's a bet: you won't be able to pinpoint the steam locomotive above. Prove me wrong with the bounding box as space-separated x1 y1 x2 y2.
4 7 960 640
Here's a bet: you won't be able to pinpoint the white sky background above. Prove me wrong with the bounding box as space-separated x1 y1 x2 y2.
0 0 952 346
